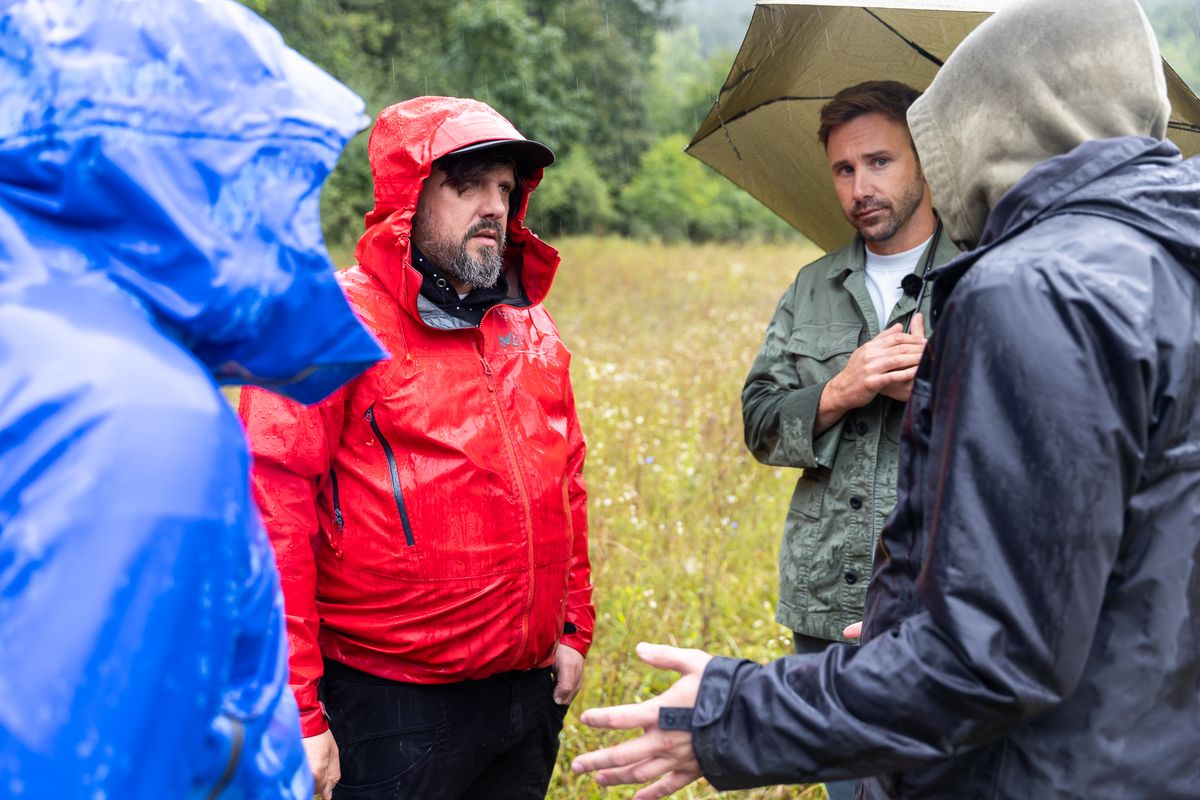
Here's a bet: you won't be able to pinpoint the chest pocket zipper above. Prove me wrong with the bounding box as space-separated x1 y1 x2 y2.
327 468 345 550
365 405 416 546
328 465 343 534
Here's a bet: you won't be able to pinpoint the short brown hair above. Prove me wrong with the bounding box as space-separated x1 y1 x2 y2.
817 80 921 149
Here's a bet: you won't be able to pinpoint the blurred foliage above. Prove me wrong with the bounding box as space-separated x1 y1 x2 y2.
621 135 796 244
240 0 689 243
525 147 617 237
1140 0 1200 91
242 0 1196 249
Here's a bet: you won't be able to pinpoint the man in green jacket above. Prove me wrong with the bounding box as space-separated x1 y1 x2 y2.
743 81 958 655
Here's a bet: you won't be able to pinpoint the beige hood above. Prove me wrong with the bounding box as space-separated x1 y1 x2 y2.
907 0 1171 248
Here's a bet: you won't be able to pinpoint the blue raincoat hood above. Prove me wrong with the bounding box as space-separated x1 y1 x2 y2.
1 1 383 797
0 0 384 401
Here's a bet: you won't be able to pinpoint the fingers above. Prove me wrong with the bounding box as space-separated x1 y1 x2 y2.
844 621 863 639
553 643 586 704
579 700 660 731
634 642 709 673
592 754 678 787
863 350 924 377
303 730 340 800
871 326 924 347
633 768 705 800
910 311 926 339
316 766 335 800
863 365 919 391
572 731 668 772
327 745 341 798
317 751 340 800
553 660 581 705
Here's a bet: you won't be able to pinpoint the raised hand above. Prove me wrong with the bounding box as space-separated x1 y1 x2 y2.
571 643 713 800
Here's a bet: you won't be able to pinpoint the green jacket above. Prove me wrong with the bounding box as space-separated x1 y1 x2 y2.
742 231 959 641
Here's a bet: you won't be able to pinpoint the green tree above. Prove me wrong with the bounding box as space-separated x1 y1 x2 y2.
620 134 795 243
241 0 677 245
441 1 587 158
1139 0 1200 91
525 147 617 237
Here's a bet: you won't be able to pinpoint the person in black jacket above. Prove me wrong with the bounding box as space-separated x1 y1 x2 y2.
570 0 1200 797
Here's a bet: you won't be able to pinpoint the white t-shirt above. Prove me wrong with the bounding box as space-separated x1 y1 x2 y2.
864 234 932 332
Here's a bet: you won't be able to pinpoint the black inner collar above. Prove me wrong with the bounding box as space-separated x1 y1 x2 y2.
411 243 512 325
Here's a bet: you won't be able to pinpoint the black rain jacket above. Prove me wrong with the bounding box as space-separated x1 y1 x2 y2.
692 136 1200 799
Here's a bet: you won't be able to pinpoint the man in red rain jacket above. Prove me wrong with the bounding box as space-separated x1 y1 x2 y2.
239 97 594 800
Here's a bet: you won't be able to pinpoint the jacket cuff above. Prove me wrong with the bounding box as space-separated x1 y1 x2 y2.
781 381 845 470
299 704 329 738
692 656 755 790
559 630 591 658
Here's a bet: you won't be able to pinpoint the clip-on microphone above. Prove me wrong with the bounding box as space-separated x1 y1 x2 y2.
901 219 942 334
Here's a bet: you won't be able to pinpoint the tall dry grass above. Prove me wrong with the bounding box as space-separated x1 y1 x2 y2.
540 237 824 800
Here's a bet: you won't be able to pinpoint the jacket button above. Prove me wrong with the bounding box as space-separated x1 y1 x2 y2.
849 495 863 509
844 571 859 585
855 421 868 435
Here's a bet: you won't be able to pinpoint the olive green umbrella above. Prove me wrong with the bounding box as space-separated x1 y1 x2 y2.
687 0 1200 252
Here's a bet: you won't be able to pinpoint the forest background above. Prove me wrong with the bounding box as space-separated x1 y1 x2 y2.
235 2 1199 798
240 0 1200 249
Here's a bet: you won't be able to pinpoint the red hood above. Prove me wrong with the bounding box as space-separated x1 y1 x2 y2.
353 96 559 307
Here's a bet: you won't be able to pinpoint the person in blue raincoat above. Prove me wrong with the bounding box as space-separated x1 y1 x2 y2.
0 1 384 797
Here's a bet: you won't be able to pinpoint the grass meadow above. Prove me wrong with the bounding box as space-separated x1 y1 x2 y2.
244 236 827 799
542 237 830 800
537 237 822 800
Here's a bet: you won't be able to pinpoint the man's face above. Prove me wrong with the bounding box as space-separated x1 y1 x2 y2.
826 112 932 253
411 163 514 290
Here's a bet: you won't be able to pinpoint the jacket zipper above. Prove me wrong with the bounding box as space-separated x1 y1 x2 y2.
474 338 537 668
366 405 416 547
328 468 345 534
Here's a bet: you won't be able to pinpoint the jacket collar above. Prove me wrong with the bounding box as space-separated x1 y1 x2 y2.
926 136 1173 319
826 224 955 282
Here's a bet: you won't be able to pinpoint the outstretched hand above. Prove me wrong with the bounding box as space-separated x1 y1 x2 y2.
571 643 714 800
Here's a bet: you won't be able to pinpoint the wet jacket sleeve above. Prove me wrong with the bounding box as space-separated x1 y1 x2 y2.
0 373 309 798
239 385 345 738
560 378 595 656
742 287 843 470
694 251 1151 786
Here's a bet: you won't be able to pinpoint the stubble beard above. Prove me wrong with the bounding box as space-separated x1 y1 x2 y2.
851 170 927 245
412 214 505 290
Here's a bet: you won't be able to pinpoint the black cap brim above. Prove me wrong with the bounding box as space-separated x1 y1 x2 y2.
447 138 555 170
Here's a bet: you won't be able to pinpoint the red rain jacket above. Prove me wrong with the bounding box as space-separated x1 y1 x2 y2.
239 97 593 738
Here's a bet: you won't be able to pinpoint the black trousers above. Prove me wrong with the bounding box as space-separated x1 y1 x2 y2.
323 659 568 800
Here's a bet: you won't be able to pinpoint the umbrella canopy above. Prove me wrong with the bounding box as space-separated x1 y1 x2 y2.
687 0 1200 252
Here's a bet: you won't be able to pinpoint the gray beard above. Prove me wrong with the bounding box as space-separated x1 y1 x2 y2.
443 242 504 290
414 217 506 290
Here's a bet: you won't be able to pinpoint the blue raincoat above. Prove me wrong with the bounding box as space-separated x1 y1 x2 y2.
0 0 385 797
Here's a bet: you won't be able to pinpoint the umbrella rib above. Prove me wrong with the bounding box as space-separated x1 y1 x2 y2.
864 9 944 68
716 91 745 162
707 95 836 134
